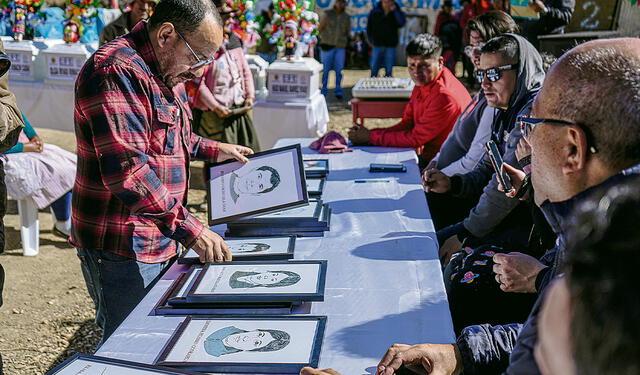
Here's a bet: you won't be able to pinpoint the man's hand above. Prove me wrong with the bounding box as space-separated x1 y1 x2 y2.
439 235 462 266
493 252 546 293
191 228 232 263
377 343 463 375
347 125 371 145
423 169 451 193
216 142 253 163
300 367 341 375
528 0 547 13
214 106 232 118
23 141 43 153
244 98 254 108
497 163 527 199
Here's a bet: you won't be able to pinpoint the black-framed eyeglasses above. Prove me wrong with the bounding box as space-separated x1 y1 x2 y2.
475 64 517 84
517 115 598 154
175 30 215 71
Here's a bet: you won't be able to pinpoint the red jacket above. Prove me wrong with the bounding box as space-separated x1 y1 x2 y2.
369 67 471 162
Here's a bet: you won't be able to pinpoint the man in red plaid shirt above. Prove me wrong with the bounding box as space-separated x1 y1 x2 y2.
72 0 252 343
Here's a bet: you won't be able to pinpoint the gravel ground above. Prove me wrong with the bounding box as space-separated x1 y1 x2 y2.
0 67 414 374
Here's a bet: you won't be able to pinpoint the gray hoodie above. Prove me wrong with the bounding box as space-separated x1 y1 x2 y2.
451 33 544 238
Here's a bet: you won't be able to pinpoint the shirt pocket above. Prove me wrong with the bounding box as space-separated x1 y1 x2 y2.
150 104 181 156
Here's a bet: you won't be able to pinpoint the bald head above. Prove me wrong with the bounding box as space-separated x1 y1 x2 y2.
535 38 640 171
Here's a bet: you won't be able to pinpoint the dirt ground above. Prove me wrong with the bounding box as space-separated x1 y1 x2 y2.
0 67 421 374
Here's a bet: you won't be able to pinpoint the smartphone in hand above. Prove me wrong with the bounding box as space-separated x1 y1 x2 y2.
485 140 513 192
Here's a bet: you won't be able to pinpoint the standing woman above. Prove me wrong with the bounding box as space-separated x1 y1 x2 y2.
188 0 260 151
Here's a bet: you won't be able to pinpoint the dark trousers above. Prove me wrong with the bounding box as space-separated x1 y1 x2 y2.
426 191 479 232
77 249 173 345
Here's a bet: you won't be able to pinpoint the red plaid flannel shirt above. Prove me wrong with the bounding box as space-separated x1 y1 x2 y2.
71 22 219 263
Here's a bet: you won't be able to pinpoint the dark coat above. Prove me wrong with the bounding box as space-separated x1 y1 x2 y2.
366 1 406 47
457 162 640 375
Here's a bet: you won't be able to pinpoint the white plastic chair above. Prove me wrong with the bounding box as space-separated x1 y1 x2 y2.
16 197 39 256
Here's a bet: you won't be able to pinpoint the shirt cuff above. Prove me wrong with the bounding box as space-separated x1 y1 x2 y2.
174 214 206 250
535 266 550 292
450 175 463 196
197 138 220 163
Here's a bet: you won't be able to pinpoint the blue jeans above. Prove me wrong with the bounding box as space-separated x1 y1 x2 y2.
76 248 172 345
320 47 346 96
257 52 277 64
50 191 72 221
370 46 396 77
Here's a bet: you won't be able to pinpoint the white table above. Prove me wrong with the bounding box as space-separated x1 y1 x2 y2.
10 80 75 132
96 138 454 374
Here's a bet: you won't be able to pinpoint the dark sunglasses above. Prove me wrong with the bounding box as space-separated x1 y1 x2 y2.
175 29 215 71
475 64 517 84
517 115 598 154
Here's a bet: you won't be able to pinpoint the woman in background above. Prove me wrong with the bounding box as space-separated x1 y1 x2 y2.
187 0 260 151
2 114 76 238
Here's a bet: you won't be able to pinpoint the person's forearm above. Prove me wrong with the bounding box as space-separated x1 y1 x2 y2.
198 83 223 111
457 323 523 375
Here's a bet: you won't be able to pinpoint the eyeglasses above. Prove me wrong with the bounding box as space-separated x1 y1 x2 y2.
175 30 215 71
464 42 485 59
517 115 598 154
475 64 517 84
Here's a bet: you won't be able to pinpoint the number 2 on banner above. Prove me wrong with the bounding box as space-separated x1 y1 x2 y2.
580 1 601 29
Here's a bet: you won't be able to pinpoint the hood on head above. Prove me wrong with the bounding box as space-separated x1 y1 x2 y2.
0 51 10 78
503 33 545 108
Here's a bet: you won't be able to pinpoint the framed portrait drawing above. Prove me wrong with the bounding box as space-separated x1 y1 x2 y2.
306 178 325 197
178 236 296 264
155 315 327 374
303 159 329 178
207 144 308 225
46 353 201 375
154 268 294 316
186 260 327 304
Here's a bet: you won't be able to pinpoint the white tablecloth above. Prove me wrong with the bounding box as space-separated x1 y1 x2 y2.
10 80 75 132
253 95 329 150
96 138 454 374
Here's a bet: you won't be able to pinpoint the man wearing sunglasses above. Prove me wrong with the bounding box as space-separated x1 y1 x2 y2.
72 0 253 344
425 34 545 265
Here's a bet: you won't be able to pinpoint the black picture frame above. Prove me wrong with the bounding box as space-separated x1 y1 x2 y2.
228 200 323 225
186 260 327 304
303 159 329 178
207 144 309 226
306 177 325 197
178 236 296 264
154 269 295 316
155 315 327 374
46 353 201 375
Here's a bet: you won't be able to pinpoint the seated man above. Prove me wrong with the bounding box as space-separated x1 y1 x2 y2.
348 33 471 166
425 34 545 260
425 11 519 230
537 179 640 375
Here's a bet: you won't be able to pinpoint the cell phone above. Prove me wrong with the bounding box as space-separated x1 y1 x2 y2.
369 163 407 173
484 140 513 192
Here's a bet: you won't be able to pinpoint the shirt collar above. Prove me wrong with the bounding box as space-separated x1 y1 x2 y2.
129 21 162 77
419 67 445 92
